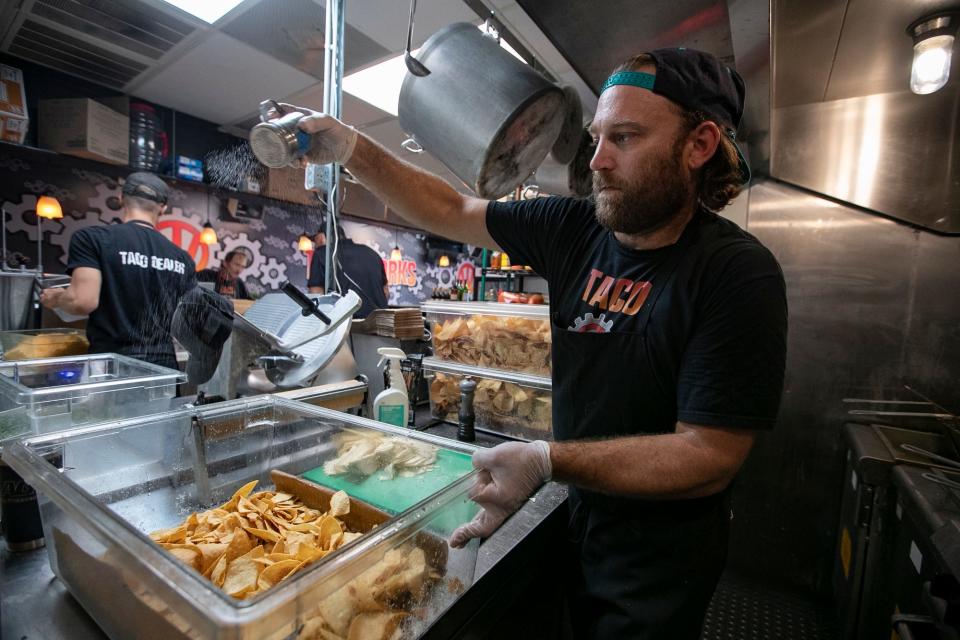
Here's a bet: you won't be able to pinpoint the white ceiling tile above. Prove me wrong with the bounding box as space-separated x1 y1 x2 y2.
135 31 317 123
344 0 478 58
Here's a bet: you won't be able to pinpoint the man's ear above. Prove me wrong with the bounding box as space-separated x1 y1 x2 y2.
687 121 721 171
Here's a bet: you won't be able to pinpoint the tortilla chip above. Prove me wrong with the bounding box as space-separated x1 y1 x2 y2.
257 559 301 590
346 612 406 640
329 490 350 517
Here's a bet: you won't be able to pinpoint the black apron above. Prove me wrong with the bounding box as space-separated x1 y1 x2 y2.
551 223 730 640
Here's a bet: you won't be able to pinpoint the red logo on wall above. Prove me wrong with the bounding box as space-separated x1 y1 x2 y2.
157 219 209 270
456 262 475 292
384 259 417 287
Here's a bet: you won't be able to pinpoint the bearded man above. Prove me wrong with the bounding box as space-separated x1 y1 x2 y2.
282 48 787 639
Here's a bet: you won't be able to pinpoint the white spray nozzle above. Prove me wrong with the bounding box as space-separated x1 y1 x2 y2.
377 347 407 368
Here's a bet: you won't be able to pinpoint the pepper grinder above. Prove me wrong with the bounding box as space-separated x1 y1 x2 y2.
457 377 477 442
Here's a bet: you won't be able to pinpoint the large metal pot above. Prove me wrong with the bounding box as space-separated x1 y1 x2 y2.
534 129 593 197
0 272 36 331
398 22 566 199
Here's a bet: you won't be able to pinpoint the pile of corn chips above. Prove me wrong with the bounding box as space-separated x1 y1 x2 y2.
297 545 440 640
432 315 551 376
431 373 552 434
150 480 361 600
324 429 438 480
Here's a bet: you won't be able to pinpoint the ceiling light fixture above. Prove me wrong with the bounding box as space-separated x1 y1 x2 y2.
158 0 245 24
908 12 958 95
438 254 450 268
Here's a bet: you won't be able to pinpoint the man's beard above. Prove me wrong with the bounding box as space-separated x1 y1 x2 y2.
592 137 693 235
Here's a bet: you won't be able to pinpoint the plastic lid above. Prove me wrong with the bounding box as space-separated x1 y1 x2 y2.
421 300 549 319
421 357 551 390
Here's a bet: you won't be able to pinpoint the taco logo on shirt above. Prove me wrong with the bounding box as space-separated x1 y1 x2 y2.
580 268 651 315
569 312 614 333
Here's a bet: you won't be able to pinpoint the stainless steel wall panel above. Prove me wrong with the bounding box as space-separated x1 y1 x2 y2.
771 89 960 233
727 179 960 593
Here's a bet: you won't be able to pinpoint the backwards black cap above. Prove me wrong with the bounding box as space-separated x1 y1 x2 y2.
122 171 170 204
600 47 750 183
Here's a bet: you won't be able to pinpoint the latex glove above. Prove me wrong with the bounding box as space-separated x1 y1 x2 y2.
273 102 358 166
450 440 551 549
39 287 65 309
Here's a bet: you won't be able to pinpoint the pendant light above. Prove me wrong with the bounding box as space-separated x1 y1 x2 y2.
390 228 402 261
200 196 218 244
35 195 62 273
438 254 450 267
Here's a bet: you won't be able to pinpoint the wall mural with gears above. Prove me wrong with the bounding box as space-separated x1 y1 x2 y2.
0 146 473 306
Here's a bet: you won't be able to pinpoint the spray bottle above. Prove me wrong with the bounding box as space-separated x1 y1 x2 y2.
373 347 409 427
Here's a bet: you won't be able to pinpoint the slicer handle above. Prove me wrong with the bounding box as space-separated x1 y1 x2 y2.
280 282 331 324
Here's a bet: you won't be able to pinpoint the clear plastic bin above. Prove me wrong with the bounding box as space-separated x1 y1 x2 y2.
0 353 185 440
422 301 551 376
3 397 480 640
0 328 89 361
424 357 553 441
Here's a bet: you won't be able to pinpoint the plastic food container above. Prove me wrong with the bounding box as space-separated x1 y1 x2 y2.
422 301 551 376
3 397 480 640
0 328 89 361
424 357 552 441
0 353 185 440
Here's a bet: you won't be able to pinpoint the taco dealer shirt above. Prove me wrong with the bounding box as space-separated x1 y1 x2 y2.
67 220 197 364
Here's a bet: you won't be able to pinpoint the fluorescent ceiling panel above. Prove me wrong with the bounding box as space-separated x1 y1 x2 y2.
344 25 526 117
159 0 245 24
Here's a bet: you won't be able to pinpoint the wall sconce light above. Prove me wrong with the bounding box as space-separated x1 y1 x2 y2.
908 13 958 95
298 235 314 252
438 254 450 268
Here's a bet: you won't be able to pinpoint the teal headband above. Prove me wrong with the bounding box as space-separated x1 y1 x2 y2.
600 71 656 94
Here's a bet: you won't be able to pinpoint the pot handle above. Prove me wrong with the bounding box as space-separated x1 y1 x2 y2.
401 138 424 154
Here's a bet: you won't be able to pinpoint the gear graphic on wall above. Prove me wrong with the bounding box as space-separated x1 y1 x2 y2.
2 195 40 239
24 179 75 201
288 241 308 266
264 205 290 220
571 312 614 334
213 232 266 279
258 257 288 289
71 168 113 185
156 209 216 269
85 183 124 224
263 235 289 250
0 157 30 172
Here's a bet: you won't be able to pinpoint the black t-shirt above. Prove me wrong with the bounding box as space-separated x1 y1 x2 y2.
308 238 388 319
487 197 787 440
67 220 197 367
197 268 250 300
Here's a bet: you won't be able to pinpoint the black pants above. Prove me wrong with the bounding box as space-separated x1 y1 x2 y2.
565 491 730 640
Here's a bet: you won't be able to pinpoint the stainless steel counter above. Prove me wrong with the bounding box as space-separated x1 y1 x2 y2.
1 471 568 639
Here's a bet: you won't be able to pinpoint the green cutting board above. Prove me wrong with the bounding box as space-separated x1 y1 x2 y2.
302 450 477 531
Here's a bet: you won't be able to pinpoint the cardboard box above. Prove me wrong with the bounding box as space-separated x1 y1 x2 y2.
0 64 29 144
39 98 129 165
